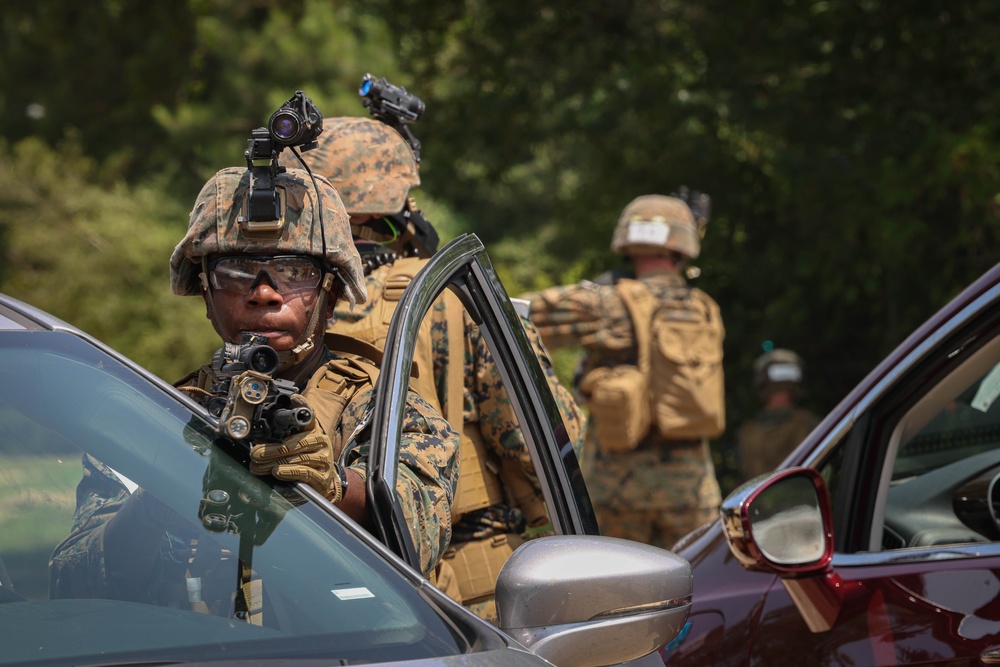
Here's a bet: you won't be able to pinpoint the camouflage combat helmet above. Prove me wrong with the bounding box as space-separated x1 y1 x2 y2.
753 348 805 397
169 166 367 307
610 194 700 259
278 116 420 216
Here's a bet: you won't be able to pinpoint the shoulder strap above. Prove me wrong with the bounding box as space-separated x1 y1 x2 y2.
382 257 424 306
444 295 466 428
373 257 461 419
615 278 658 374
324 332 420 379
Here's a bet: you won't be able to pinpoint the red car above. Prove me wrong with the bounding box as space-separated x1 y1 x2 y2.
662 262 1000 666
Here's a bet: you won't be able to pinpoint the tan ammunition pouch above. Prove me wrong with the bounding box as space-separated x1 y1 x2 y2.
578 364 651 453
454 426 505 516
499 457 549 528
442 532 525 604
429 559 463 603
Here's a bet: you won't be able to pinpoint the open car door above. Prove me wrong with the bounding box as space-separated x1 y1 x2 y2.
366 233 599 566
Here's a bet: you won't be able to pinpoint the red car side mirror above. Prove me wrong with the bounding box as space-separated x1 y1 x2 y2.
720 467 844 632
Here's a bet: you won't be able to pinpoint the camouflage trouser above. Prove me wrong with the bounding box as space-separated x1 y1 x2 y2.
595 504 718 551
583 433 722 550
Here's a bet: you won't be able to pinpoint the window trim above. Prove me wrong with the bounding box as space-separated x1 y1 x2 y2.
367 233 597 568
804 282 1000 556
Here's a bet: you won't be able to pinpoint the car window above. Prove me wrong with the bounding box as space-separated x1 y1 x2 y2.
0 330 482 666
368 234 597 567
892 365 1000 482
812 296 1000 555
875 333 1000 552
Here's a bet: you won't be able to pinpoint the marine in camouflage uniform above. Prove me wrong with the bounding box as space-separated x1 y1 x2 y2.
50 167 459 603
284 117 585 623
526 195 723 551
737 348 819 481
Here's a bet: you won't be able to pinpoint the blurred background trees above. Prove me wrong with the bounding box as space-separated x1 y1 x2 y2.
3 0 999 492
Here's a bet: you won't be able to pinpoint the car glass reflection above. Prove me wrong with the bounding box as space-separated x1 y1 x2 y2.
749 475 824 565
0 331 468 665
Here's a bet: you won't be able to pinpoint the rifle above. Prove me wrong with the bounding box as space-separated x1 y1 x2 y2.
202 333 314 443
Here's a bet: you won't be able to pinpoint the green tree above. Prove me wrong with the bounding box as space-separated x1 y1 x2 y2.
0 2 199 182
357 0 1000 491
5 0 1000 495
0 136 218 381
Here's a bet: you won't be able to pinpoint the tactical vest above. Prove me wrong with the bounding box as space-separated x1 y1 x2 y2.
336 258 510 518
336 258 544 611
178 336 465 586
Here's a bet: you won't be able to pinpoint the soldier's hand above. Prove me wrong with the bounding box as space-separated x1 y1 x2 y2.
249 428 345 503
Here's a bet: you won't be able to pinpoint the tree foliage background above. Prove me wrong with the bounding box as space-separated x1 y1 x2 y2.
2 0 999 492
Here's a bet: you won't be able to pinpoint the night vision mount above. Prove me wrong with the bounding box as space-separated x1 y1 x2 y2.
240 91 324 225
357 73 438 258
673 185 712 236
359 73 425 163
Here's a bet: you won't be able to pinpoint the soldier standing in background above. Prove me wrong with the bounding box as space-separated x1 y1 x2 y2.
737 346 819 481
525 193 724 550
283 112 585 623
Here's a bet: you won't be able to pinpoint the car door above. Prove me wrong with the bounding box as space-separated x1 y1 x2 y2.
365 232 599 566
742 273 1000 665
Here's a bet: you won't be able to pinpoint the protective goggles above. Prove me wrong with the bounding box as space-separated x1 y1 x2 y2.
208 256 330 295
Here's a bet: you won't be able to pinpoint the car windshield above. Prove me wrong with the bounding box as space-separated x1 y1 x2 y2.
0 330 469 665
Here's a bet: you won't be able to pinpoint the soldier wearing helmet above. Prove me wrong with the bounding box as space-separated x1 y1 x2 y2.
736 346 819 481
524 193 724 551
284 116 585 624
47 165 460 607
169 165 459 575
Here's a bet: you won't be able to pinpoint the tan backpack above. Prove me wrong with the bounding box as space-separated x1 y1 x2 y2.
581 278 725 452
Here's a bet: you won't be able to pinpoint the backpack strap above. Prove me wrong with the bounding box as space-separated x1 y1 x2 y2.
444 297 466 428
615 278 658 374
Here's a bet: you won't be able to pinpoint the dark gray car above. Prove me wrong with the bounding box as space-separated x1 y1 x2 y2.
0 234 691 667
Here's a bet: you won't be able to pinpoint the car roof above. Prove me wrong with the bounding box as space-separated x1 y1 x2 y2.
0 293 75 332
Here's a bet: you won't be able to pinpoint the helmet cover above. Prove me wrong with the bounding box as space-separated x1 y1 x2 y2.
753 349 805 395
279 116 420 216
169 166 367 306
611 194 700 259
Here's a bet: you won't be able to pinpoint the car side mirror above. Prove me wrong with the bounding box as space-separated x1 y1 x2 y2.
721 467 833 573
495 535 692 667
720 467 842 632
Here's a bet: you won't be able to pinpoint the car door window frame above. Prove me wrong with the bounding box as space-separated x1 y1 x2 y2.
803 282 1000 560
366 233 598 568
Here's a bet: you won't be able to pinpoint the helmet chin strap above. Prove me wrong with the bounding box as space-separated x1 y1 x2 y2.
274 292 326 370
265 272 337 372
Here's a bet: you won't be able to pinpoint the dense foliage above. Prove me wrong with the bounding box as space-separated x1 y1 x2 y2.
3 0 999 491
